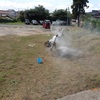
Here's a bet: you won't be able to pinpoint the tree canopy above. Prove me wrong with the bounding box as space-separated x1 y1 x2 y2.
52 9 67 20
25 5 49 21
18 5 72 23
18 5 50 22
71 0 89 26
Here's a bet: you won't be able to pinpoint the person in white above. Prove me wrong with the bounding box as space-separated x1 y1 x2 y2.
49 34 58 51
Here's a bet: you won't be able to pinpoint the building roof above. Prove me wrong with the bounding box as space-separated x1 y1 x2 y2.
0 10 9 14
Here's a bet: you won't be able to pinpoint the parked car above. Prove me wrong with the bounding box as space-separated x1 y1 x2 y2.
39 20 43 25
31 20 39 25
25 19 30 25
52 20 67 26
43 20 51 29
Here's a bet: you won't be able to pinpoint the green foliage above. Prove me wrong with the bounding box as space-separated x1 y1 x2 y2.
71 0 89 18
71 0 89 26
18 5 72 22
0 17 17 23
91 20 97 29
18 5 50 22
84 13 91 21
33 5 49 20
96 20 100 31
83 17 100 32
52 9 71 20
3 22 24 25
52 9 67 20
18 11 25 22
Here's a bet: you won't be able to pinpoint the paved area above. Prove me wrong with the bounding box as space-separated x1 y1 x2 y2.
57 88 100 100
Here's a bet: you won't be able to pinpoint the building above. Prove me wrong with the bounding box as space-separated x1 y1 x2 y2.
0 9 18 19
90 10 100 19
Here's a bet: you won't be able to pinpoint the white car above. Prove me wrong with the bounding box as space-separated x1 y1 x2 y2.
31 20 39 25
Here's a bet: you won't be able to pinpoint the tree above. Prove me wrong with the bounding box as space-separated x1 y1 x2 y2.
33 5 50 20
71 0 89 27
18 11 25 22
24 5 50 21
18 5 50 22
52 9 69 20
24 9 35 21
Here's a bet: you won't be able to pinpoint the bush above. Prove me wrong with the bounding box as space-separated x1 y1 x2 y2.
83 17 100 32
0 17 17 23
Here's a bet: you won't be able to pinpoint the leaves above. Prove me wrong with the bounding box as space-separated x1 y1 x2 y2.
18 5 50 22
71 0 89 26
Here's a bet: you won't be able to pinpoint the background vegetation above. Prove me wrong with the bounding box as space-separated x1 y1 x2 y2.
83 14 100 32
17 5 72 23
0 28 100 99
71 0 89 27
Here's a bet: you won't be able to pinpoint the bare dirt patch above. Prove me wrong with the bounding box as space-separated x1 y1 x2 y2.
0 24 51 36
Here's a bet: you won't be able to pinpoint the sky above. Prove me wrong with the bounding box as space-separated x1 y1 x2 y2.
0 0 100 12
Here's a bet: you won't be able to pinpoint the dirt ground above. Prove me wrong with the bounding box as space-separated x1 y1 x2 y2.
0 24 100 100
0 24 51 36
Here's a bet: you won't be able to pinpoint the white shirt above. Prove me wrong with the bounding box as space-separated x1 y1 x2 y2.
49 35 57 43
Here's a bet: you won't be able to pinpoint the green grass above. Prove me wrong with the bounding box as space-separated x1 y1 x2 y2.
0 21 24 25
0 34 52 99
88 37 100 54
0 32 100 100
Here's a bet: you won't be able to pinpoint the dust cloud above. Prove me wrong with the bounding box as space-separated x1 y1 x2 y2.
50 22 100 59
50 25 82 58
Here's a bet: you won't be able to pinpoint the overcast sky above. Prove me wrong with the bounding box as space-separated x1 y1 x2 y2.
0 0 100 12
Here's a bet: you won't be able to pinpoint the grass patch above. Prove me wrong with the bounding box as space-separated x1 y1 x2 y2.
0 34 52 99
92 46 100 54
0 22 24 25
0 33 100 100
4 22 25 25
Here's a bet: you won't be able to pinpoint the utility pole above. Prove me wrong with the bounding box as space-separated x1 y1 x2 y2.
66 7 69 25
66 8 68 25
